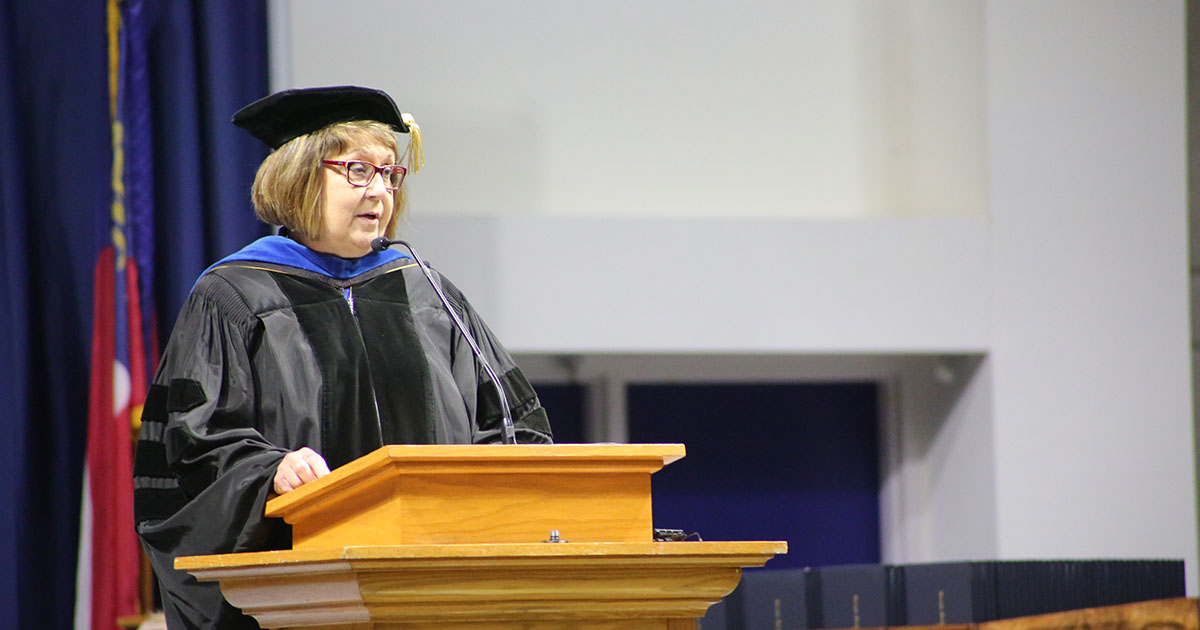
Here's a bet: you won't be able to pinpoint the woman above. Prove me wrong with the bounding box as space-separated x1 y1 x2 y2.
132 86 552 629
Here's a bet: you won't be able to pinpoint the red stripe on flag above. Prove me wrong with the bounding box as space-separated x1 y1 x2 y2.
125 258 148 415
87 246 140 630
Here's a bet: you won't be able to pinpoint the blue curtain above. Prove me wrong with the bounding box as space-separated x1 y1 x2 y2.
629 383 882 569
0 1 269 627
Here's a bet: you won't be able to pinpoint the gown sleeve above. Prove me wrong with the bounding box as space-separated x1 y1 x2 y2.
438 274 554 444
132 272 292 630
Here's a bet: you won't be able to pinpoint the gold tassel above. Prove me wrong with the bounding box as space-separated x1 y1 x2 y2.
401 112 424 174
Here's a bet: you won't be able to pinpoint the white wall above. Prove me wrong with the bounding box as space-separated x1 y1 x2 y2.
272 0 986 218
986 0 1194 566
398 215 991 353
271 0 1197 593
879 355 998 564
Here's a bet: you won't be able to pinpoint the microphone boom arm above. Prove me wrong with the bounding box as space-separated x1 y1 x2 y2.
372 237 518 444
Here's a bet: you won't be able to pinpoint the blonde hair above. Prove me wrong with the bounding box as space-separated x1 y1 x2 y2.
251 120 407 240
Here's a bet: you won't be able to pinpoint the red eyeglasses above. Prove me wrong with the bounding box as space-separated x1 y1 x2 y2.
322 160 407 191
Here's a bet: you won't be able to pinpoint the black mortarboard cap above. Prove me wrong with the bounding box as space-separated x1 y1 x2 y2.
232 85 411 150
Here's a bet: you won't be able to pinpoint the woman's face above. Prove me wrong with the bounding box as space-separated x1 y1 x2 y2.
302 142 396 258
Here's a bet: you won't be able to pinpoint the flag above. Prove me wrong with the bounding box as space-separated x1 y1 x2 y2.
76 0 157 627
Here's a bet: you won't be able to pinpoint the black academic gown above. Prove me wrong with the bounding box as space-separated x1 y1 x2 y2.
132 251 552 630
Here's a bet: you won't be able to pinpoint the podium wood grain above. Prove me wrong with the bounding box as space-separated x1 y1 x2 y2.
265 444 685 548
177 444 786 629
177 542 786 630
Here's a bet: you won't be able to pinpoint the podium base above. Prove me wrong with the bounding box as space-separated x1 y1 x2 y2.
178 542 785 630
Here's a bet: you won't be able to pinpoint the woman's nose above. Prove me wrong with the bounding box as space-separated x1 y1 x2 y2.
364 170 389 196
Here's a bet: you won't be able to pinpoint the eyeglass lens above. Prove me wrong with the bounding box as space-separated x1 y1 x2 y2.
345 161 405 189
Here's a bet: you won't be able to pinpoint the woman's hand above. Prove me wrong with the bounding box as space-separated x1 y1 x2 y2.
273 447 331 494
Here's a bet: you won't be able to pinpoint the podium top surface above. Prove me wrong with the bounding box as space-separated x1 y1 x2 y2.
265 443 687 519
176 540 788 572
367 442 685 463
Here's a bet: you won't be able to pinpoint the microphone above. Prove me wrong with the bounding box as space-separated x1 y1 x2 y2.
371 237 518 445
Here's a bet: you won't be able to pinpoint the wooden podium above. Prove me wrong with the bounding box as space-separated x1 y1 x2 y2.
176 443 786 629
